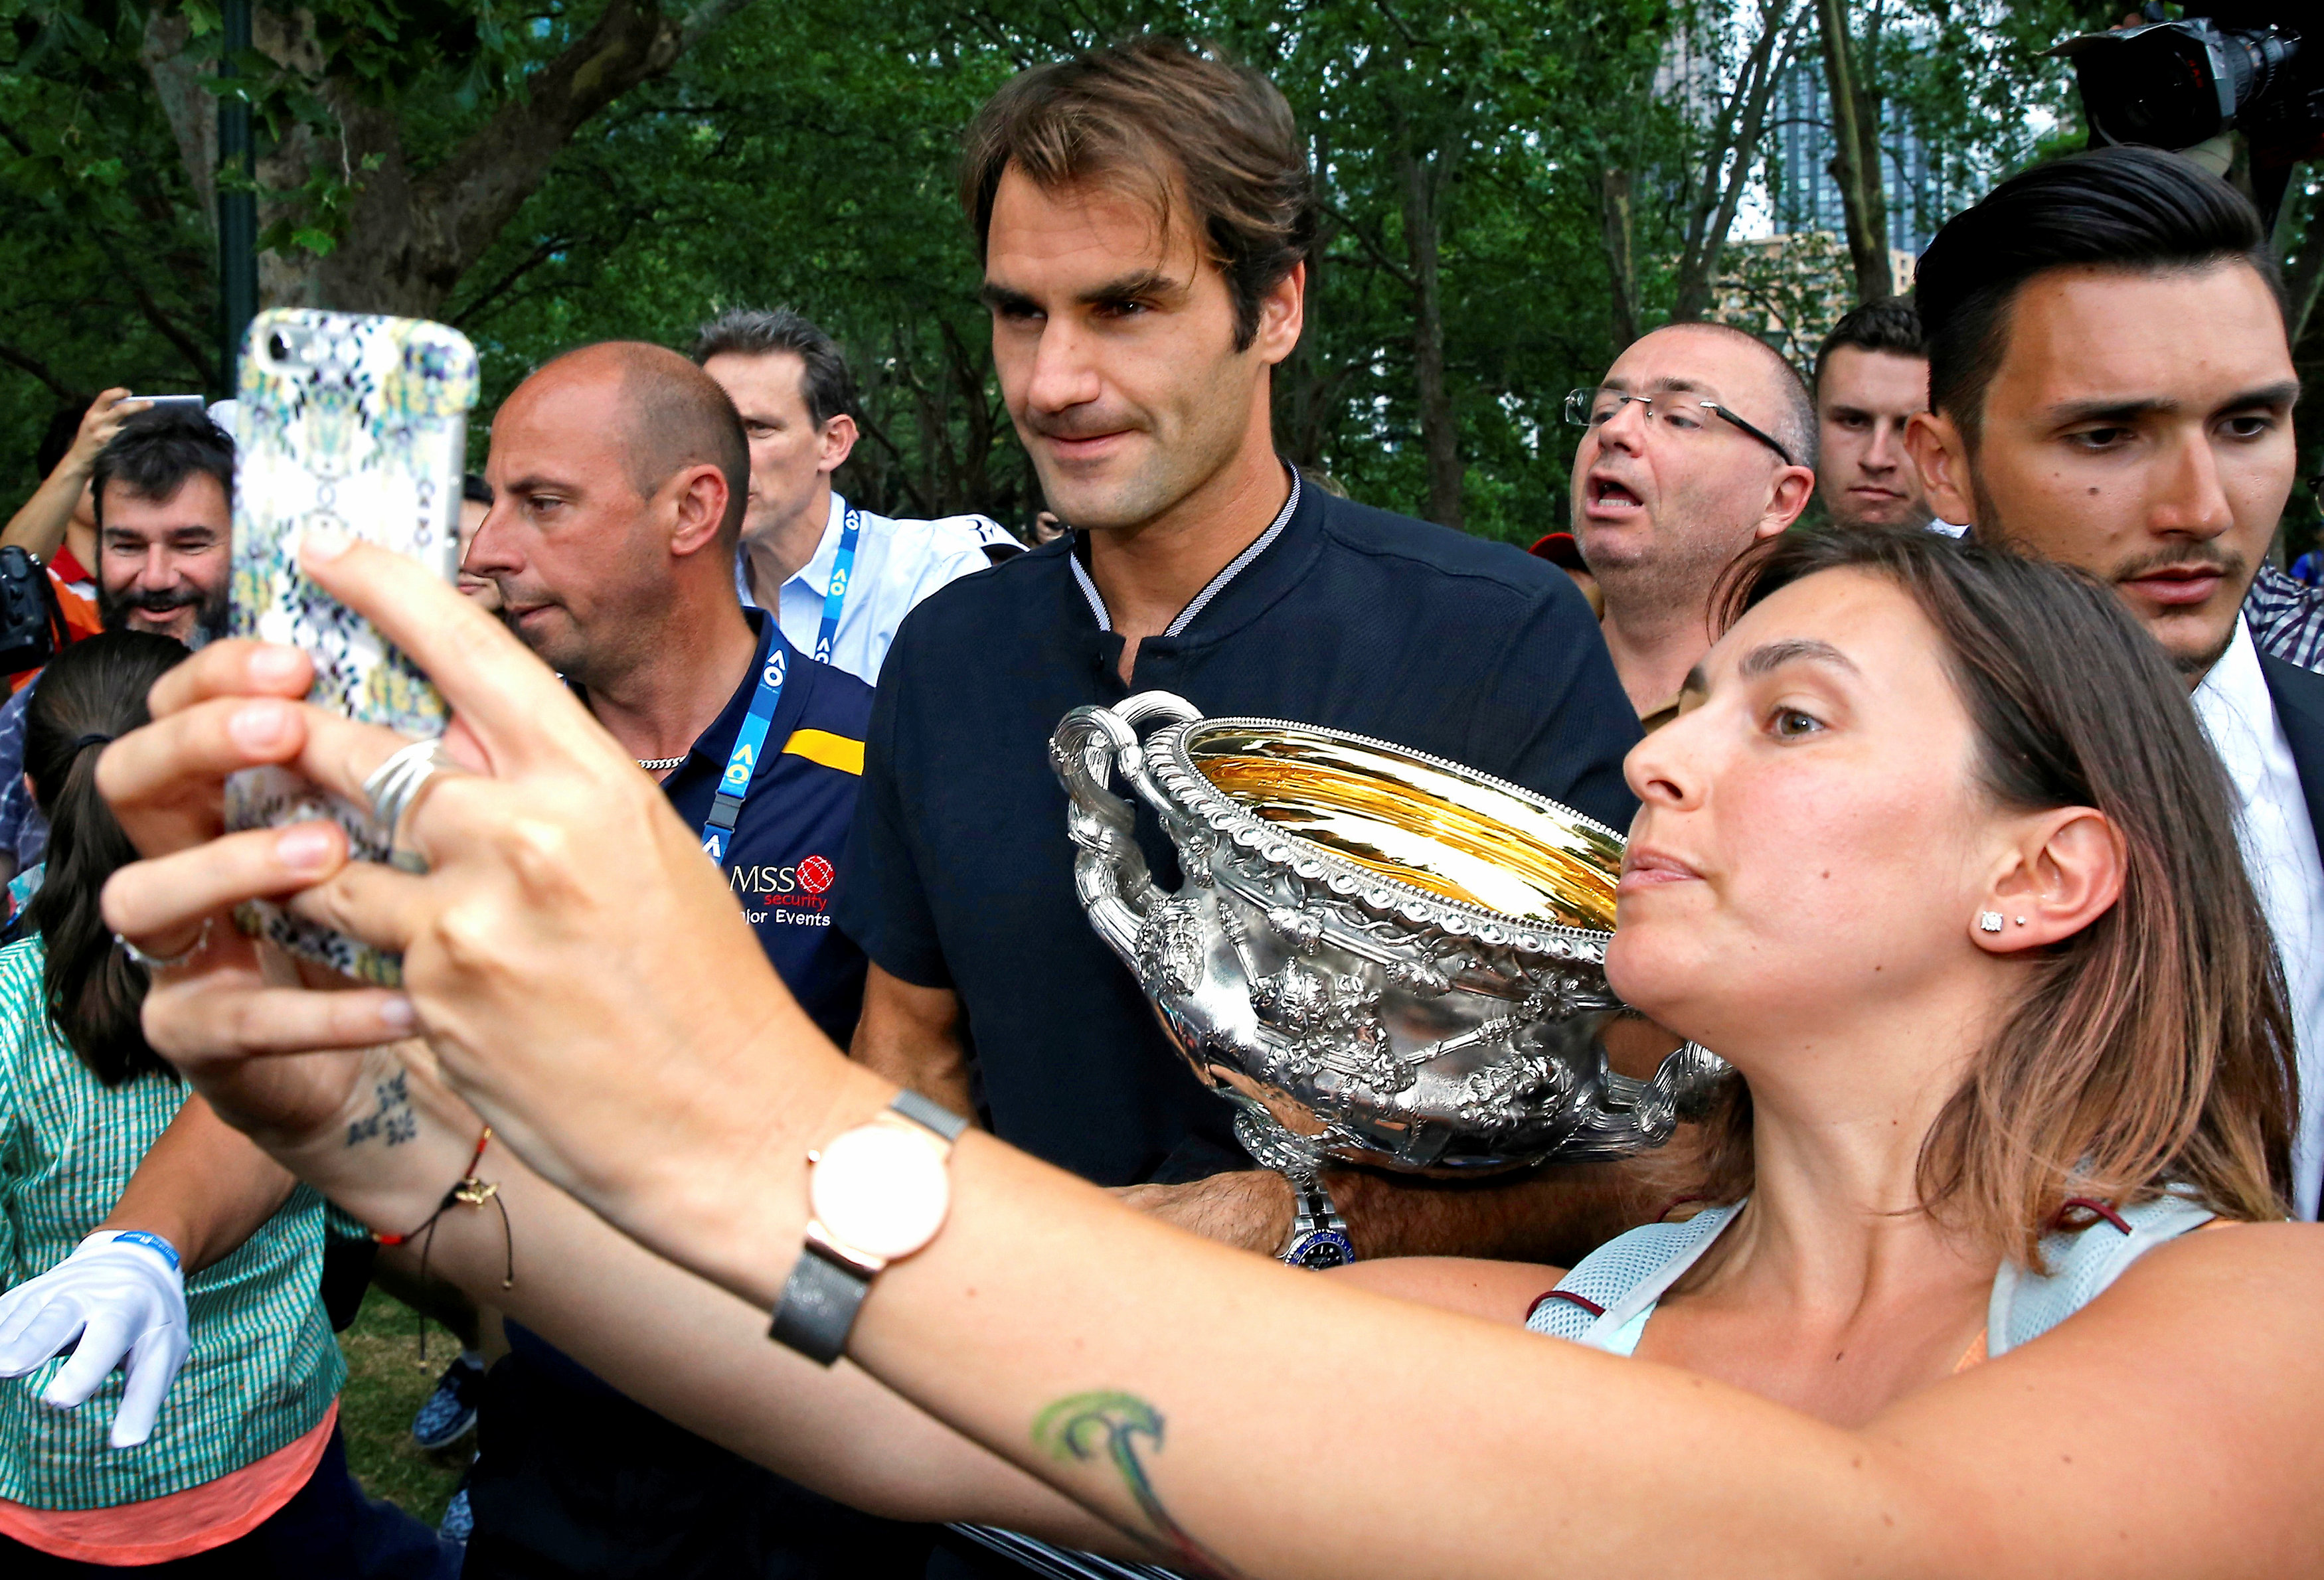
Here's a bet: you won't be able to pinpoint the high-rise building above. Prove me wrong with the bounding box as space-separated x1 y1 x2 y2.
1769 63 1951 261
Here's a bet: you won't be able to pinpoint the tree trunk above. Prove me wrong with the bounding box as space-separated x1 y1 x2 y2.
1671 0 1798 322
1399 141 1463 533
1598 167 1639 356
1816 0 1894 302
139 9 217 228
243 0 753 314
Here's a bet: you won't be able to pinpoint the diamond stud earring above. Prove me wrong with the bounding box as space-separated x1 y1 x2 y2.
1977 911 2004 933
2014 916 2028 927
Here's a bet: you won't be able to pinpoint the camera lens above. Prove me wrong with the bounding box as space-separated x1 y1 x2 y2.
267 333 291 362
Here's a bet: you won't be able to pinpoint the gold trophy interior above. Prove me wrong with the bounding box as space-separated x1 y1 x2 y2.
1187 726 1623 931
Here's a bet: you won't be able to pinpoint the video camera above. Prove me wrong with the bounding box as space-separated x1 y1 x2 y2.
2052 3 2323 228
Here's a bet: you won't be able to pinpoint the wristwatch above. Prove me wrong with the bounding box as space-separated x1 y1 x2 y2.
1231 1110 1358 1270
1279 1181 1356 1269
770 1089 968 1365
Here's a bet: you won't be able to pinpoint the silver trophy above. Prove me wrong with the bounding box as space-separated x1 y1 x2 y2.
1050 692 1727 1182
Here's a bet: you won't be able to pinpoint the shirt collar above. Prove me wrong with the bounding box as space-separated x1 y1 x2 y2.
789 493 853 599
1067 464 1303 635
2191 615 2272 798
737 493 857 609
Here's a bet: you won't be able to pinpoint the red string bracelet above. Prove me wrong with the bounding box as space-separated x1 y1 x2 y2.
373 1124 515 1293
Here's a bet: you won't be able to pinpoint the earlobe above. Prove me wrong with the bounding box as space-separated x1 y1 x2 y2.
821 414 859 476
667 466 731 558
1259 261 1306 364
1973 809 2125 955
1760 467 1817 536
1905 412 1975 528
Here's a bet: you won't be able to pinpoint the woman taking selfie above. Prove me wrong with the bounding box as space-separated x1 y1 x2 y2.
96 528 2321 1576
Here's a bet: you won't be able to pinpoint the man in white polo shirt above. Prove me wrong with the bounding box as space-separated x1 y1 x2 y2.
693 308 1007 684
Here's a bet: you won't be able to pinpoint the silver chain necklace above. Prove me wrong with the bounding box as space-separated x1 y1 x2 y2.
637 755 687 773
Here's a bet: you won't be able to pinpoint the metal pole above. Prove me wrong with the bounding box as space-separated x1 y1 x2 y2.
217 0 258 397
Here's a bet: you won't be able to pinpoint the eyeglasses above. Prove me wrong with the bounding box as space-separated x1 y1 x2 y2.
1564 386 1797 468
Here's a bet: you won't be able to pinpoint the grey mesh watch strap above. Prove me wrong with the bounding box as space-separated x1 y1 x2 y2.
770 1244 873 1364
769 1091 969 1366
889 1087 970 1144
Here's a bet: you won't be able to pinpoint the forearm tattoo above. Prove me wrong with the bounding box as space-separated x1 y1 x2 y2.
1032 1391 1244 1580
345 1071 418 1148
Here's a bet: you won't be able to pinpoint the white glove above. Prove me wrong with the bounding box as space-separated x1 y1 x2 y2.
0 1231 190 1448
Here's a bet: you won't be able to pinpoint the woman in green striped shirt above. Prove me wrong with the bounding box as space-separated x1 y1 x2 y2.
0 631 452 1575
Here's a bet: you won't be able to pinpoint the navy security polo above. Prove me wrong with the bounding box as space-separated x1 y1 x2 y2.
835 468 1641 1188
507 609 872 1397
655 610 872 1048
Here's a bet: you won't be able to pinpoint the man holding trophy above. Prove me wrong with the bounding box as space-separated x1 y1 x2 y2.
838 39 1651 1272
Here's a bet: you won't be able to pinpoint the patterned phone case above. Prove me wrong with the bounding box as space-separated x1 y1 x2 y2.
223 309 479 985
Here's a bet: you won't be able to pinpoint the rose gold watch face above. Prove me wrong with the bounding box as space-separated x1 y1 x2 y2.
809 1125 951 1261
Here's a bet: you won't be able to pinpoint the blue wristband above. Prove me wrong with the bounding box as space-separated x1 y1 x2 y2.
106 1231 182 1273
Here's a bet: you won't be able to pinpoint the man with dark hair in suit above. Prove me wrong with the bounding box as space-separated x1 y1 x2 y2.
1904 145 2324 1218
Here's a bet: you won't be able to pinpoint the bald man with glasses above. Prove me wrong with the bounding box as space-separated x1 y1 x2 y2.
1566 323 1818 726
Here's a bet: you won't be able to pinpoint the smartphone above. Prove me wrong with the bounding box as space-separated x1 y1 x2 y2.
129 394 208 416
223 309 479 985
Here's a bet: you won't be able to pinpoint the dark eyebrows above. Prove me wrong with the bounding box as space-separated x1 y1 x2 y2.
503 472 579 499
1078 268 1184 307
2044 379 2301 429
978 269 1189 317
978 282 1038 315
1736 637 1859 680
2222 378 2302 412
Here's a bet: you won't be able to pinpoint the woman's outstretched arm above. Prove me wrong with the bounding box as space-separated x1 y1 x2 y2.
98 540 2324 1579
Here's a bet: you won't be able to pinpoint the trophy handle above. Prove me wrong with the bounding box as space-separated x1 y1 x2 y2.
1050 692 1203 961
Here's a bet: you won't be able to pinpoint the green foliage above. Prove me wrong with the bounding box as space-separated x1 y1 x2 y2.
1 0 2315 548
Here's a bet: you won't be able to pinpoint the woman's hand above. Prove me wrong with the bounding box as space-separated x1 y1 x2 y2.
98 531 859 1257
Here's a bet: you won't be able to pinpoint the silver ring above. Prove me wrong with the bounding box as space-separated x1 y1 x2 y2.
363 737 467 838
115 916 212 973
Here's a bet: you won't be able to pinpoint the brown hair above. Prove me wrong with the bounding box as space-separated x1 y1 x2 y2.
1689 529 2293 1263
21 631 192 1086
959 36 1316 351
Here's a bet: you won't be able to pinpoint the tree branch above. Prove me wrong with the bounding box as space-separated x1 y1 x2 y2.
319 0 759 314
448 236 573 328
0 341 85 402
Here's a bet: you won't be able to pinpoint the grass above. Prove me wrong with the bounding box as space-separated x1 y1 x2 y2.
338 1288 471 1526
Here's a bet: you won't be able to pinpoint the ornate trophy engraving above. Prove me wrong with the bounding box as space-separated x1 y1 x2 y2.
1050 692 1728 1178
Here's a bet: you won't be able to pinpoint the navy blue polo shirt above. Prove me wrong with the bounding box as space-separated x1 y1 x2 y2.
655 610 872 1048
507 610 871 1387
835 469 1641 1188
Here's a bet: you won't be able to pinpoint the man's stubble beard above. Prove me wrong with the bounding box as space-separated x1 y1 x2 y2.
1970 479 2245 682
1588 488 1764 638
498 590 665 698
1021 362 1257 536
98 576 230 649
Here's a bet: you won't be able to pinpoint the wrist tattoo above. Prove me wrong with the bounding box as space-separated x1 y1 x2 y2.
346 1071 419 1148
1031 1391 1243 1580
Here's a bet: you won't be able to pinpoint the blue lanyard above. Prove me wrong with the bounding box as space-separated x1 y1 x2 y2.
701 647 786 866
700 510 858 867
813 505 861 665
